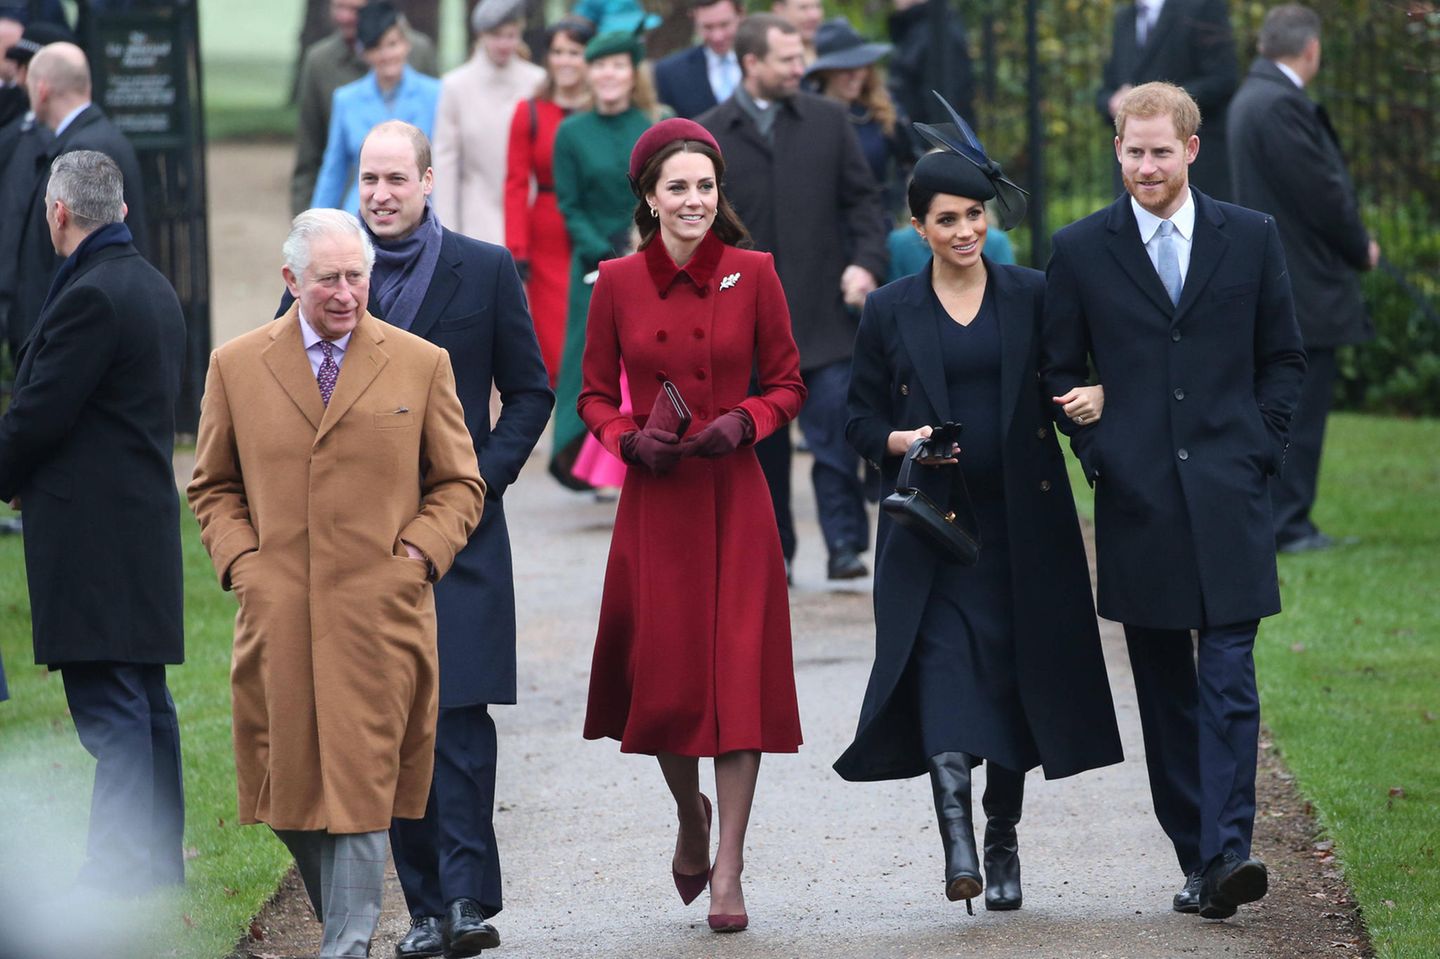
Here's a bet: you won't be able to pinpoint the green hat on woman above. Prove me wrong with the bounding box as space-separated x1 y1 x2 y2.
584 30 645 64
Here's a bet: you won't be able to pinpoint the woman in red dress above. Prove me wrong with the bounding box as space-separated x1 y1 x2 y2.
578 119 806 933
504 18 593 387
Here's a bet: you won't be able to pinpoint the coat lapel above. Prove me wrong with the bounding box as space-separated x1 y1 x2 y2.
894 268 951 423
991 264 1033 438
316 313 389 443
1104 196 1176 317
262 305 326 432
405 232 462 341
1173 190 1228 324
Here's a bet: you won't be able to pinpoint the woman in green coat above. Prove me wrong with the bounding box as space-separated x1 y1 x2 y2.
549 32 657 487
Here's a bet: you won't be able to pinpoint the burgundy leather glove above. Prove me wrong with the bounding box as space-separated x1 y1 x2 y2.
680 409 754 459
620 428 683 476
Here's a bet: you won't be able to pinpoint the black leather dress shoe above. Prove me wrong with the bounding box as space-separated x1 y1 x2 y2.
1172 871 1203 913
1199 852 1268 919
445 898 500 957
395 916 444 959
827 549 868 580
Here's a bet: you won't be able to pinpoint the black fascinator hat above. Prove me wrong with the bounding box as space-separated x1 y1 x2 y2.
911 91 1029 231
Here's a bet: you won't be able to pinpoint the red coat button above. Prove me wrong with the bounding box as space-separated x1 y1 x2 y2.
695 369 707 380
656 330 667 342
655 371 668 382
693 328 704 339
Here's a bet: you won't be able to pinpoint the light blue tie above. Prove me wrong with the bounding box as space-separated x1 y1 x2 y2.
715 56 739 102
1156 219 1182 306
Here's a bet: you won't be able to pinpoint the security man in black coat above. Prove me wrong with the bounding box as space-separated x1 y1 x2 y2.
698 13 888 580
1041 83 1305 921
1227 4 1376 553
1097 0 1237 200
279 120 553 959
8 41 146 354
0 150 186 893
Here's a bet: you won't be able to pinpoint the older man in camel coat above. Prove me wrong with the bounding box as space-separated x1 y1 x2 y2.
188 208 484 959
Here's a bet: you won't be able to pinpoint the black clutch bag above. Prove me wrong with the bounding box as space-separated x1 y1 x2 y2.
881 437 981 565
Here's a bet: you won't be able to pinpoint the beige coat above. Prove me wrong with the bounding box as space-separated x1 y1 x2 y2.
432 52 545 244
187 309 484 833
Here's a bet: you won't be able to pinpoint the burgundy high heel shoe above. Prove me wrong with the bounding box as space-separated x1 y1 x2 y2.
707 912 748 933
672 794 712 905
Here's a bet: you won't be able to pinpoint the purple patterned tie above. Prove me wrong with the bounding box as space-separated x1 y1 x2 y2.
317 340 338 406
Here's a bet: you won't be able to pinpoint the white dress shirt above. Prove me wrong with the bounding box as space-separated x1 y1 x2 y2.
704 46 740 103
1135 0 1167 45
1274 61 1305 89
53 102 89 137
1131 189 1195 288
298 310 352 378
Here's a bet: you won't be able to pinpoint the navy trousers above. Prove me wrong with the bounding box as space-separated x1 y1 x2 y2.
60 662 185 892
1271 346 1336 546
756 359 869 562
1124 621 1261 876
390 703 502 919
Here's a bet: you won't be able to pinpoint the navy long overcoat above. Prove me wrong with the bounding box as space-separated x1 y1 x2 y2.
835 261 1123 782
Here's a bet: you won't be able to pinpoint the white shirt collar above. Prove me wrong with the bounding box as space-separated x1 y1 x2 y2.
702 45 735 68
1274 61 1305 89
53 102 89 137
1131 188 1195 244
298 310 353 353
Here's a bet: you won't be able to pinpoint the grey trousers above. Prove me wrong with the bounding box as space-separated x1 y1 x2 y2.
272 828 387 958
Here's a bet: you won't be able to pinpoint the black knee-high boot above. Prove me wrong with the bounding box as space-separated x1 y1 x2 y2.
982 763 1024 910
927 752 982 913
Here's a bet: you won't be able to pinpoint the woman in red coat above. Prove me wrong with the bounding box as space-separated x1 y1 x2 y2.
578 119 806 933
504 18 593 386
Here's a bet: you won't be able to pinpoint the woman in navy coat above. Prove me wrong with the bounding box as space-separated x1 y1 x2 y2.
834 124 1123 915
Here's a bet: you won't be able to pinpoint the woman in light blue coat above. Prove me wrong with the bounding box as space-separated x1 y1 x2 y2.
312 2 440 214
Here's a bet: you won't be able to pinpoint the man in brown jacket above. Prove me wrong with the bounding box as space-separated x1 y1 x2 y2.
187 208 484 959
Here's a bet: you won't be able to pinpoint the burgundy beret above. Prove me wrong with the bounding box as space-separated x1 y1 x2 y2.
628 118 721 184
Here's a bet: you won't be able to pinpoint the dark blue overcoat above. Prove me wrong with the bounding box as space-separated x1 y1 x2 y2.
834 261 1123 782
1040 190 1306 631
282 228 553 705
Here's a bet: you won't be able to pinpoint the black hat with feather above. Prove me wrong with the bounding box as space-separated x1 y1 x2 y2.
911 90 1029 231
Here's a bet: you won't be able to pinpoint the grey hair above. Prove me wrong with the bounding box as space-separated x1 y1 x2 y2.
46 150 124 227
282 208 375 277
1258 4 1321 59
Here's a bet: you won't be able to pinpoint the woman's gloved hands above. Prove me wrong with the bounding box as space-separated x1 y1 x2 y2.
681 409 754 459
620 428 683 476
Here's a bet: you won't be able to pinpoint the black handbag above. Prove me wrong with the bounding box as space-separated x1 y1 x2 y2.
881 438 982 565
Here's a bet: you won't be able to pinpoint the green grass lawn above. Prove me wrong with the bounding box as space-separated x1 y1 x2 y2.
1065 412 1440 959
0 502 290 959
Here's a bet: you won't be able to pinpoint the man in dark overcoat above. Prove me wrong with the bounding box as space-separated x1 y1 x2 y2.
1097 0 1237 200
698 13 887 580
1226 4 1376 553
1041 83 1305 920
279 120 552 959
8 42 146 355
0 150 186 892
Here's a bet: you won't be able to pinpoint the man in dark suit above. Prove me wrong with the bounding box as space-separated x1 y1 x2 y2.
0 150 186 893
1041 83 1306 920
281 119 552 959
654 0 741 119
699 14 887 580
1097 0 1237 200
7 41 146 355
1227 4 1376 553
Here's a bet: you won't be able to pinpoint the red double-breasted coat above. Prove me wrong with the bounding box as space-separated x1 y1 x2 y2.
578 232 806 756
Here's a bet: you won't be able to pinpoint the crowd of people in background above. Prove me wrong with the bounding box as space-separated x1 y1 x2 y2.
0 1 1385 957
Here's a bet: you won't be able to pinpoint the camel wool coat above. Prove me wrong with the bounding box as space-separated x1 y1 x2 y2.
188 308 485 833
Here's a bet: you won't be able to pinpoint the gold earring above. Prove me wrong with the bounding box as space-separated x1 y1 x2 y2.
649 207 659 218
